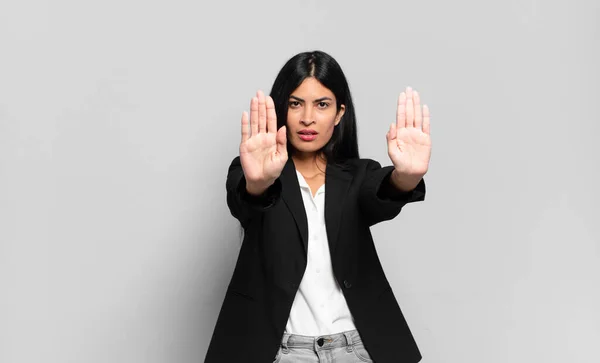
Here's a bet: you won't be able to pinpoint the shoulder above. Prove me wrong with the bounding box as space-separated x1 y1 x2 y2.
336 157 384 173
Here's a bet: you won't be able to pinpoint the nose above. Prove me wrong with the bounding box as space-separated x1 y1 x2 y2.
301 106 314 125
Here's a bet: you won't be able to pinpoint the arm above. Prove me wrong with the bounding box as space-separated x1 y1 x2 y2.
359 85 432 226
227 90 288 229
226 156 282 229
358 159 426 227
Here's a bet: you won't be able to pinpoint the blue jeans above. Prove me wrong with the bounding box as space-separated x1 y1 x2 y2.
273 329 375 362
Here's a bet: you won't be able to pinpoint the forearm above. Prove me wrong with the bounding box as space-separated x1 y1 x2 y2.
226 156 282 229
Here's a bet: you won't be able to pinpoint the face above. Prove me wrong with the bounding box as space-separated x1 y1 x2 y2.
286 77 345 158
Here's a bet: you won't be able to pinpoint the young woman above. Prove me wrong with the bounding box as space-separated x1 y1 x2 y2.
205 51 431 363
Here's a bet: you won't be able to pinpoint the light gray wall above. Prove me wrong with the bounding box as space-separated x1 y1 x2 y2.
1 0 598 362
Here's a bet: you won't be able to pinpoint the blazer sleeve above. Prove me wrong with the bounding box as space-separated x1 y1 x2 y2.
358 159 426 227
226 156 283 229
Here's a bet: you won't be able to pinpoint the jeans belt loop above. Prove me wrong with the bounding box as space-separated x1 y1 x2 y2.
281 333 290 354
343 331 354 353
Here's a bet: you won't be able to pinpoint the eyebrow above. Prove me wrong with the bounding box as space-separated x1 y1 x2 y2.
289 95 333 103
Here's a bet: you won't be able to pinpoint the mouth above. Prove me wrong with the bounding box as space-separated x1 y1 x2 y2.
297 130 318 141
298 130 318 135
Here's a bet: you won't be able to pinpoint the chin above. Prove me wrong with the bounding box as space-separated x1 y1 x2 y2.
291 143 324 155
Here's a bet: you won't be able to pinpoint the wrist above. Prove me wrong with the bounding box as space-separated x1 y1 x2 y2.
245 179 275 196
390 170 423 192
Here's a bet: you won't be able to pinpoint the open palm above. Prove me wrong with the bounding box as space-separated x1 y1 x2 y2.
386 86 432 176
239 90 288 189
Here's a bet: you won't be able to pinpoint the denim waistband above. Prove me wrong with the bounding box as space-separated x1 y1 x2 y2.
280 329 364 351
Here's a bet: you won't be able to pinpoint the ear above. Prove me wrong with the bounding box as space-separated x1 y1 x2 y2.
335 104 346 126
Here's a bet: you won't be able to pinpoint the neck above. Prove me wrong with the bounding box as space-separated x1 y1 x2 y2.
292 151 326 175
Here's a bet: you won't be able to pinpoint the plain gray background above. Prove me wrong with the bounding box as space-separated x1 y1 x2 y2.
1 0 598 362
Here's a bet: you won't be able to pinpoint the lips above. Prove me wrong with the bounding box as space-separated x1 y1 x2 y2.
298 129 318 135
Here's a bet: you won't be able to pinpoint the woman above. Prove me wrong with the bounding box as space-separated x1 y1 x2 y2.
205 51 431 363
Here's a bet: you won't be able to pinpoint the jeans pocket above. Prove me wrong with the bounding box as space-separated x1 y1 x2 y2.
352 341 374 362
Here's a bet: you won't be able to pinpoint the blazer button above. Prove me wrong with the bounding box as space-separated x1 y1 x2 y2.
343 280 352 288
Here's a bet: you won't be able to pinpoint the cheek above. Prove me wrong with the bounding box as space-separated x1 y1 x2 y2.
286 110 300 125
318 111 338 132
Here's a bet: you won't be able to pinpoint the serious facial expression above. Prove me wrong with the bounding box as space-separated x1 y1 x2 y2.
286 77 345 157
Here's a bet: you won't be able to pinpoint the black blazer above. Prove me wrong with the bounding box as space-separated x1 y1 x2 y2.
205 155 426 363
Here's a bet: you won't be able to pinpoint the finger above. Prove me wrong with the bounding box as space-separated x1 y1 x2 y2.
406 86 414 128
423 104 431 135
241 111 249 143
387 123 397 153
396 92 406 130
250 96 258 137
414 90 422 130
258 90 267 133
266 96 277 134
276 125 287 156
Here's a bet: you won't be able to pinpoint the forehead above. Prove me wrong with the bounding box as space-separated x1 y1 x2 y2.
290 77 334 98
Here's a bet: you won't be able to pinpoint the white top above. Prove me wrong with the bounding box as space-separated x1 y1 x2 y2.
284 169 357 336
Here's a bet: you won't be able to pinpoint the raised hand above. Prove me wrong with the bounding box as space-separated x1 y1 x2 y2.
239 90 288 195
386 86 432 184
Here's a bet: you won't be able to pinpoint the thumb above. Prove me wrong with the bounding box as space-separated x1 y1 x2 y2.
276 125 287 151
386 123 396 151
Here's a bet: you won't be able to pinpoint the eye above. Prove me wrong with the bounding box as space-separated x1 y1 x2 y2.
317 102 329 109
288 101 301 108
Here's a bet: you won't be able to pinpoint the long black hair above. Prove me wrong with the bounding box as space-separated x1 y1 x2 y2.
269 50 360 164
237 51 359 242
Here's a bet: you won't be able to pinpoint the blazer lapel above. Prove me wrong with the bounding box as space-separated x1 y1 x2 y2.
280 158 309 254
279 158 353 257
324 161 353 256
